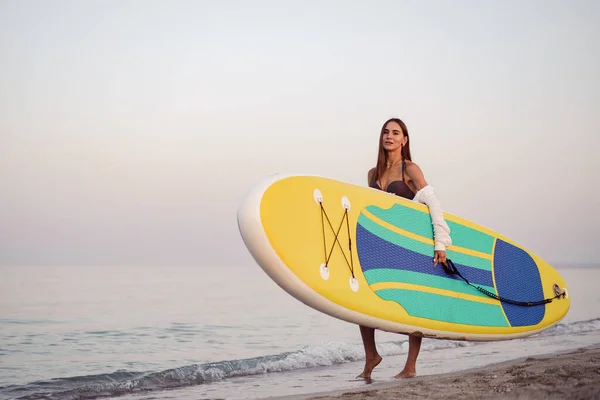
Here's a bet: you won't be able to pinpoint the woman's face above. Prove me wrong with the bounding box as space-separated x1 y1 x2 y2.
382 121 405 152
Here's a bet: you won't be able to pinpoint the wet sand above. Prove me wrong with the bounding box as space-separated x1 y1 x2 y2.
278 344 600 400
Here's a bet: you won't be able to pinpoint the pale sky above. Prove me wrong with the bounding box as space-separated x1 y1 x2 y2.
1 0 598 267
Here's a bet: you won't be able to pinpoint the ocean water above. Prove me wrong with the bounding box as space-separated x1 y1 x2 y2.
1 264 599 400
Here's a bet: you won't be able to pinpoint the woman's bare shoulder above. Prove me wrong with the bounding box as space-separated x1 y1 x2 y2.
368 167 376 180
404 159 422 174
403 160 428 188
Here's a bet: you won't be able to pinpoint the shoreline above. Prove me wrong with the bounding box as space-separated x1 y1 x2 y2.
271 344 600 400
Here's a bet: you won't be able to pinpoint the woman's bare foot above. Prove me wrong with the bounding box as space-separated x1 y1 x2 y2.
394 334 421 379
356 355 382 380
394 367 416 379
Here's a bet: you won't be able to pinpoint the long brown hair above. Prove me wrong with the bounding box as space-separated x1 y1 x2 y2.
369 117 412 187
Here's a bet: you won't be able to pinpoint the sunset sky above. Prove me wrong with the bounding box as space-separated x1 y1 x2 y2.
1 0 598 267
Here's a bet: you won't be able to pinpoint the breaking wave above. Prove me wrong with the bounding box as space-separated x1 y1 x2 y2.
2 318 598 400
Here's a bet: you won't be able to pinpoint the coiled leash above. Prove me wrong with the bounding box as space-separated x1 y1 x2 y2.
439 259 566 306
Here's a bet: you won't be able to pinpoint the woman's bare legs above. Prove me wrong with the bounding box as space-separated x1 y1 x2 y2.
356 325 382 379
357 327 422 380
395 334 422 378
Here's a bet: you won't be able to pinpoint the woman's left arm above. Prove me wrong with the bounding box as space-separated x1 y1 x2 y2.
405 163 452 266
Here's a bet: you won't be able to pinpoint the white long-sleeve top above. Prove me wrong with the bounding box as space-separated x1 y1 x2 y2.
412 185 452 251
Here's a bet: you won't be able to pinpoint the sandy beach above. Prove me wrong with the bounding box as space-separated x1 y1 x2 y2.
277 344 600 400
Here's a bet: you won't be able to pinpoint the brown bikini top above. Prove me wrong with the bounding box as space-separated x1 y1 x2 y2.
370 161 415 200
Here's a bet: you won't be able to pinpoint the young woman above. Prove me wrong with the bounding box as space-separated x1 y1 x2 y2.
358 117 452 380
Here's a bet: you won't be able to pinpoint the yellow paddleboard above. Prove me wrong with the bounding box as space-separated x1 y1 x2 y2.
237 173 570 341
